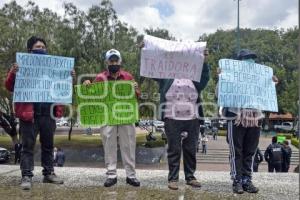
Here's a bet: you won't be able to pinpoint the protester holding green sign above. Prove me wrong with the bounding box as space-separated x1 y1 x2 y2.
5 36 76 190
82 49 141 187
75 81 139 126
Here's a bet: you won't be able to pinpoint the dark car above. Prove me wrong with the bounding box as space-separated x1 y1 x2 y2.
0 147 10 163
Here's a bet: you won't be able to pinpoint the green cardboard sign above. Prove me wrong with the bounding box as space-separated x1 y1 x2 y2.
75 81 139 126
277 136 286 143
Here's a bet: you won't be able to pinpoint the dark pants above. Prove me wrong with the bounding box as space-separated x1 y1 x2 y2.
164 118 200 182
268 162 282 172
253 163 259 172
20 116 56 177
202 144 207 154
227 121 260 180
282 161 290 172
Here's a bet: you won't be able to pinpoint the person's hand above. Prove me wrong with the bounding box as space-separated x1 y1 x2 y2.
10 63 19 74
204 49 209 62
137 42 145 49
272 75 279 85
71 70 76 78
83 80 91 85
217 67 221 74
133 81 138 90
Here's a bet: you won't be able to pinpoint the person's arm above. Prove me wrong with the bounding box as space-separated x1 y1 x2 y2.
197 62 210 91
71 69 76 85
264 146 271 162
272 75 279 85
132 81 141 98
5 63 18 92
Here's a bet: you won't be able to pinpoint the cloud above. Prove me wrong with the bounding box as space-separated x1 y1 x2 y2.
0 0 298 40
118 5 163 32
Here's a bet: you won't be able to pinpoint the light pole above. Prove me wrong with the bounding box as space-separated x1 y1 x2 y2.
235 0 241 53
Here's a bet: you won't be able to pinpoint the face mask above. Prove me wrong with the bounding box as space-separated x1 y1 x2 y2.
31 49 47 54
243 58 255 63
108 65 121 74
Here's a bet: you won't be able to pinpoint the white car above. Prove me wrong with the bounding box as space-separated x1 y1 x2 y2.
153 120 164 131
56 120 69 127
274 122 294 132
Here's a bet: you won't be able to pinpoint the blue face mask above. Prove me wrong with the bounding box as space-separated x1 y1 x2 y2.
31 49 47 54
243 58 255 63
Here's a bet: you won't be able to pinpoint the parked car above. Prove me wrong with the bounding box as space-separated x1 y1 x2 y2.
0 147 10 163
218 119 227 129
274 122 294 132
153 120 164 132
204 119 211 128
56 119 69 127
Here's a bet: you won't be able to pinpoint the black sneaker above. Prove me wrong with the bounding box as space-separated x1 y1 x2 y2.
43 173 64 184
242 180 259 193
126 177 140 187
232 180 244 194
104 178 117 187
21 176 32 190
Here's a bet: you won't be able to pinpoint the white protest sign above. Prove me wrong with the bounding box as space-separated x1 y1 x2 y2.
218 59 278 112
140 35 206 82
13 53 74 103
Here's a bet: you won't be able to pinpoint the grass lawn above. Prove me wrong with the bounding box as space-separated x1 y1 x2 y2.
0 132 165 149
217 129 294 137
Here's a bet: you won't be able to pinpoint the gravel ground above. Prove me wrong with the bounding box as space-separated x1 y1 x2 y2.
0 165 298 200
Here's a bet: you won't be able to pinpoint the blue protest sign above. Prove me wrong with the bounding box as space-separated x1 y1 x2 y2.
13 53 74 103
218 59 278 112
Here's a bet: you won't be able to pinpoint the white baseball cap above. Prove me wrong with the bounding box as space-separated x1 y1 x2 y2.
105 49 122 62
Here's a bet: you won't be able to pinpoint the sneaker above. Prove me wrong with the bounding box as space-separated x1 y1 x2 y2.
126 177 140 187
21 176 32 190
242 180 259 193
43 173 64 184
168 181 179 190
186 179 201 188
104 178 117 187
232 180 244 194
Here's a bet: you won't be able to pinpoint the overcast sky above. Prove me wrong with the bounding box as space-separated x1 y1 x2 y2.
1 0 298 40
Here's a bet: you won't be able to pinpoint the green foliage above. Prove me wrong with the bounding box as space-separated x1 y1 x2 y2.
291 137 299 149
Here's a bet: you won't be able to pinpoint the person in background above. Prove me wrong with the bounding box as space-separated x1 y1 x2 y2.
83 49 141 187
253 147 263 172
212 126 218 140
14 142 22 164
282 140 292 172
201 135 208 154
5 36 75 190
56 148 65 167
264 136 284 173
